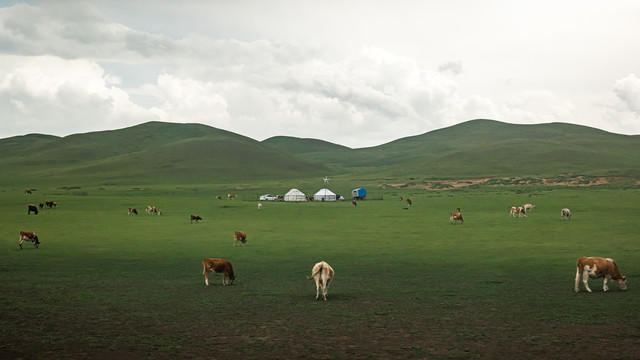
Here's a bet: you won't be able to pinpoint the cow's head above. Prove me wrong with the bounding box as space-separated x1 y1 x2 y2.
618 277 627 291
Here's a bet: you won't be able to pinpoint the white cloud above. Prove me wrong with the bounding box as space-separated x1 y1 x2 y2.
613 74 640 114
1 1 640 147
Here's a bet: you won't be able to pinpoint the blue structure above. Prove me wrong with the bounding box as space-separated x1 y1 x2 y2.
351 188 367 200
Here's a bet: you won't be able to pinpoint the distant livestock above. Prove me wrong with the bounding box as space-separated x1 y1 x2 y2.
510 206 527 217
227 194 237 200
406 199 412 206
45 201 57 208
257 203 262 210
216 195 222 200
561 208 571 220
352 199 357 207
307 261 334 301
202 258 237 286
27 204 38 215
575 256 627 293
146 206 162 216
128 208 138 215
24 190 32 194
233 231 247 247
450 211 464 224
190 214 202 223
523 204 536 213
19 231 40 249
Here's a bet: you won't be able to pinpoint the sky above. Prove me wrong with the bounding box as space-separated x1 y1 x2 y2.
1 0 639 148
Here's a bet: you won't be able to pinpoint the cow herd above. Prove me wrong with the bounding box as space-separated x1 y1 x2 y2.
18 193 625 299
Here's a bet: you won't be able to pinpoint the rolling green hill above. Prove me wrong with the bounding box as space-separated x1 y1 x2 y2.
0 122 328 186
264 119 640 179
0 119 638 187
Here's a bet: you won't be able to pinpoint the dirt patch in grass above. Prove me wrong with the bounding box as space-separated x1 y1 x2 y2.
385 175 635 190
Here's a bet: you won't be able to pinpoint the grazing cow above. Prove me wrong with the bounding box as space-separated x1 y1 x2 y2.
128 208 138 215
24 190 32 194
561 208 571 220
307 261 334 301
233 231 247 247
227 194 237 200
523 204 536 213
406 198 412 206
202 258 237 286
45 201 57 208
450 211 464 224
39 203 44 209
146 206 162 215
19 231 40 249
575 256 627 293
257 203 262 210
216 195 222 200
190 214 202 223
399 196 403 201
276 195 284 201
352 199 357 207
27 204 38 215
510 206 527 217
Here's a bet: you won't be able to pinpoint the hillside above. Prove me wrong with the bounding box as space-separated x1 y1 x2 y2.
263 119 640 179
0 119 638 187
0 122 328 186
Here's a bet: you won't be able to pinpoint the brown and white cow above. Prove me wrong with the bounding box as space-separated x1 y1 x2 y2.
190 214 202 223
227 194 237 200
233 231 247 247
128 208 138 215
28 204 38 215
202 258 237 286
561 208 571 220
352 199 357 207
575 256 627 292
146 206 162 216
510 206 527 217
24 189 32 194
19 231 40 249
450 211 464 224
307 261 334 301
406 198 412 206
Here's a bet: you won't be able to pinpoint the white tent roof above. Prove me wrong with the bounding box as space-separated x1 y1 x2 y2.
314 188 336 196
314 188 336 201
284 188 306 201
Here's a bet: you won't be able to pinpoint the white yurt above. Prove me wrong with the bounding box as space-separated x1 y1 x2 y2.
314 188 336 202
284 188 307 202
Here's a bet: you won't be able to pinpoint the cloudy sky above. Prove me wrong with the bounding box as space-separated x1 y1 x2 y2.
1 1 639 148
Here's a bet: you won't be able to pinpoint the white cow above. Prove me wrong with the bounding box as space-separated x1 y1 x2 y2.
561 208 571 220
307 261 334 301
523 204 536 213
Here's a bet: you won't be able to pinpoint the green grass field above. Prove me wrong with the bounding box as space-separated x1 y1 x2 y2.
1 185 640 359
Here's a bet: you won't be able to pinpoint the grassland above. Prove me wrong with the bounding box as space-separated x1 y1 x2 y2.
2 184 640 359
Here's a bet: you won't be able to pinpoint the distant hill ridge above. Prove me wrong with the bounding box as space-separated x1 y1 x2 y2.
0 119 638 186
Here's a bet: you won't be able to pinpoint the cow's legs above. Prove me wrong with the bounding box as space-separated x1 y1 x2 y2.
204 270 210 286
574 268 581 292
315 279 321 300
602 276 609 292
581 271 593 293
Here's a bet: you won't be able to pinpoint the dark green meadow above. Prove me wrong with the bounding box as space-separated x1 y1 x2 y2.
2 185 640 359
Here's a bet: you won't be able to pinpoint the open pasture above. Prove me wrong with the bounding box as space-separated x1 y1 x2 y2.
1 186 640 359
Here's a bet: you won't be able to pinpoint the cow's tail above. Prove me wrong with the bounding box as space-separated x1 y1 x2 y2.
307 264 323 280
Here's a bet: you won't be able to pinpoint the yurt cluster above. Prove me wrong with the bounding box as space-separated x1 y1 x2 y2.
282 188 366 202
